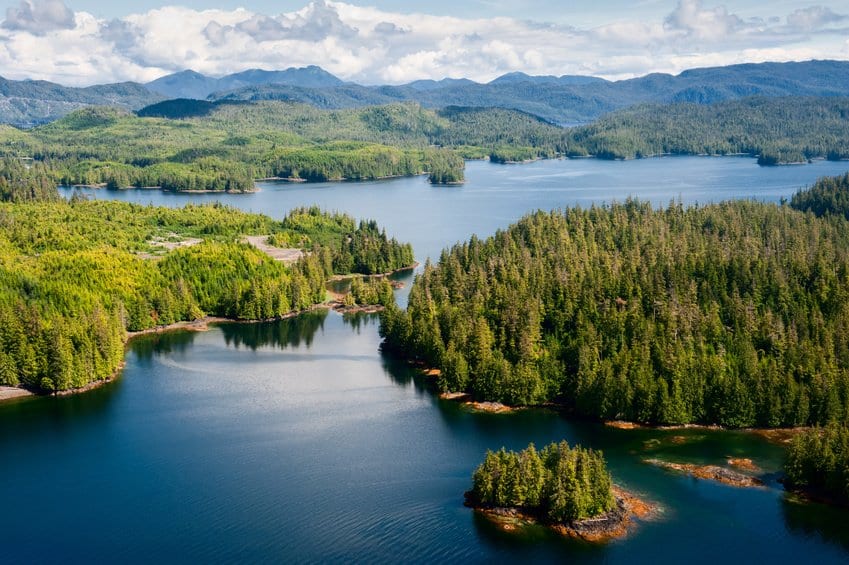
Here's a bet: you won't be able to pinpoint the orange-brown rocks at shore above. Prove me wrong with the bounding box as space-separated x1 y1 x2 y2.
746 428 808 445
462 401 516 414
439 392 470 401
645 459 764 488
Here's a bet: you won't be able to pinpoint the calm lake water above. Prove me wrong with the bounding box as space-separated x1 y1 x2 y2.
4 157 849 563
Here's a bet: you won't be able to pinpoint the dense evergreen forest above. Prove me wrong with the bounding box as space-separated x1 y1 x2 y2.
381 184 849 427
0 199 413 392
469 441 615 523
785 425 849 506
567 97 849 164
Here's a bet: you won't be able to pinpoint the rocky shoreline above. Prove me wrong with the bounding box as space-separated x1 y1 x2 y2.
466 486 655 542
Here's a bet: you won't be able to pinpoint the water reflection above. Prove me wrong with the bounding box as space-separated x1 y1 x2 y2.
343 311 380 333
379 348 429 392
0 377 120 441
129 329 200 362
218 310 328 350
781 495 849 553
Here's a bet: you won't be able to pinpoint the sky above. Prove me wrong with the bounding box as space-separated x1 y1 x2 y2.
0 0 846 86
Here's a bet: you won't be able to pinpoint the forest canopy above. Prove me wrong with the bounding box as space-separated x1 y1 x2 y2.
0 102 567 191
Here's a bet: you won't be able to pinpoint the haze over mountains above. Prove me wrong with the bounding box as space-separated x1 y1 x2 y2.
2 60 849 128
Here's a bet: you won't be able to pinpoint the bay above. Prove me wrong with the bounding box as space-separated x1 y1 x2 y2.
2 157 849 563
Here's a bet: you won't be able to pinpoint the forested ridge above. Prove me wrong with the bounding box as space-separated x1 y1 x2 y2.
566 97 849 164
469 441 615 523
0 199 413 392
381 180 849 428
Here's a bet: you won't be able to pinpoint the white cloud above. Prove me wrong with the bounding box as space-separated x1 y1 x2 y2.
0 0 846 86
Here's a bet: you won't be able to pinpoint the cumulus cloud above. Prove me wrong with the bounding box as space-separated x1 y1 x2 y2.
2 0 74 34
0 0 846 86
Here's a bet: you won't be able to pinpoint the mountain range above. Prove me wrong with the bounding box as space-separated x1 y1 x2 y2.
1 60 849 128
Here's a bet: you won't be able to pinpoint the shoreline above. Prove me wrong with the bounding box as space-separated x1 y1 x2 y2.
427 376 814 435
1 281 399 403
0 361 127 404
0 386 35 403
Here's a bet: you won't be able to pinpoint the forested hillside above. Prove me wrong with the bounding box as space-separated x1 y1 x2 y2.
566 97 849 163
2 94 845 197
0 200 413 392
381 192 849 428
0 102 569 190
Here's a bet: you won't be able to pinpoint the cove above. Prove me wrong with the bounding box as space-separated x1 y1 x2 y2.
2 157 849 563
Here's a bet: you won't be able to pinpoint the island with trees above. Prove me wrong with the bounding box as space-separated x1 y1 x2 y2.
466 441 649 541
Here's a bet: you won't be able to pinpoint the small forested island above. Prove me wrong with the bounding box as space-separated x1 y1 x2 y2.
466 441 648 541
0 194 413 394
380 174 849 429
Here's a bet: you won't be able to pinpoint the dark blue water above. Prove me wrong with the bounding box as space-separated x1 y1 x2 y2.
2 158 848 563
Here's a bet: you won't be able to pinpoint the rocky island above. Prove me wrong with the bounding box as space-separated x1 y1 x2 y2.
464 441 653 542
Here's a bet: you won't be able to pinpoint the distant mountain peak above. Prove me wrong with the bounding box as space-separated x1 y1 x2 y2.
145 65 344 100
